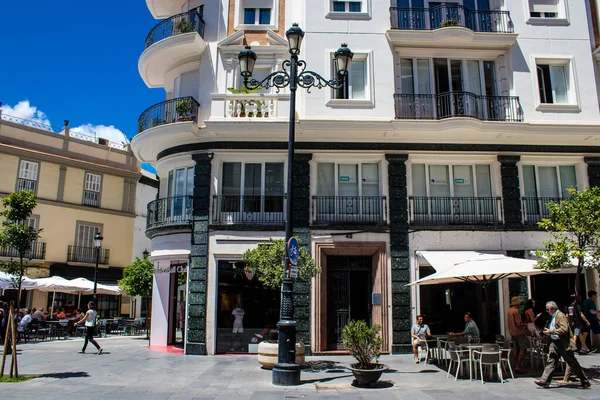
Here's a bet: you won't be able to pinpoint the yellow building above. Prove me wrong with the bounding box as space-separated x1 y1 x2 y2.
0 112 142 317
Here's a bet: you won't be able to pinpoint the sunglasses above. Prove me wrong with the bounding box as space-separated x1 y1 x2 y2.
546 308 554 311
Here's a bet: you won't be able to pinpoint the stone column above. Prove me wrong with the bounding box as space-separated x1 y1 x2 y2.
186 153 213 355
498 156 522 229
584 157 600 188
292 153 312 355
386 154 411 354
507 250 528 299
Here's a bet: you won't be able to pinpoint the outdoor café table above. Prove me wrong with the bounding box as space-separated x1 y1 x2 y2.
459 344 483 380
44 321 61 340
433 335 448 363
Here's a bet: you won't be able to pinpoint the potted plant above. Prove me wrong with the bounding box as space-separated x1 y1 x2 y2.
176 19 193 33
149 118 165 128
242 238 321 368
342 320 387 386
175 98 193 121
440 18 459 27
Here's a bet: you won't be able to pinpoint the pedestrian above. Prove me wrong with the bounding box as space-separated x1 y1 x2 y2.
534 301 590 389
507 297 528 374
580 290 599 352
523 299 542 336
74 301 103 355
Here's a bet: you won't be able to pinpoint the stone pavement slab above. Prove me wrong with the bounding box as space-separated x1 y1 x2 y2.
1 336 598 399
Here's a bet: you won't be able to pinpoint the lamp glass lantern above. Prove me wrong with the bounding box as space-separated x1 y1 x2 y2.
285 23 305 55
238 46 257 78
334 43 353 75
94 233 104 249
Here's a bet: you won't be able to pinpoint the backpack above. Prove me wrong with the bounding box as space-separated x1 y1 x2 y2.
567 302 579 330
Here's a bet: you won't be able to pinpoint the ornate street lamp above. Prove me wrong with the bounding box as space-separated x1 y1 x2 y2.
238 23 352 386
93 232 103 301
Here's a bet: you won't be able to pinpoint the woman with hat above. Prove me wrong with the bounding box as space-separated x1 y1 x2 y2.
507 296 529 374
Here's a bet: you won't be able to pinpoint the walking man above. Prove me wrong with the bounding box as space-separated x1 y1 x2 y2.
535 301 590 389
581 290 599 352
507 297 528 374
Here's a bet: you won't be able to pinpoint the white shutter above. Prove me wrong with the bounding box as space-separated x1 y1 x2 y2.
85 173 102 192
19 161 39 180
530 0 559 14
77 224 100 248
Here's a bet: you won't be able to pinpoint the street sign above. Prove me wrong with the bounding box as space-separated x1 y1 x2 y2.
287 237 300 265
289 264 298 279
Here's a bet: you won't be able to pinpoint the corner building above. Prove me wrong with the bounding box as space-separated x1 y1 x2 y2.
135 0 600 355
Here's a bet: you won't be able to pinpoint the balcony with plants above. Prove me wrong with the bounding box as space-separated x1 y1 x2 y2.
387 4 517 50
139 8 207 88
209 85 290 122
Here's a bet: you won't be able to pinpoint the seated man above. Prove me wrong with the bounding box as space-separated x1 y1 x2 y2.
449 312 480 343
17 308 32 333
32 307 46 321
411 314 431 364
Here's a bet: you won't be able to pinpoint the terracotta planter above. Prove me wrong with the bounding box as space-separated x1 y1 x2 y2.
257 341 305 369
348 363 388 386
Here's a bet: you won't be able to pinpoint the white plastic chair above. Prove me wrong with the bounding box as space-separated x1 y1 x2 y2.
500 341 515 380
473 344 503 384
447 343 471 380
417 337 429 363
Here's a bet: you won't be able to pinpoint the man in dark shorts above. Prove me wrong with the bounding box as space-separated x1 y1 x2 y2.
507 297 528 373
581 290 599 352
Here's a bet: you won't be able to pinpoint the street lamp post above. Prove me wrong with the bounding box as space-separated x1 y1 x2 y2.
93 232 103 301
238 24 352 386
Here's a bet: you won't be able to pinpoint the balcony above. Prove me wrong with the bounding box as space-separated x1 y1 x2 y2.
312 196 388 225
83 190 100 207
16 178 37 193
139 10 207 88
211 196 285 225
409 197 503 225
146 196 193 236
146 0 189 19
132 97 201 163
394 92 523 122
0 242 46 260
522 197 562 226
387 5 517 51
208 93 290 123
67 246 110 265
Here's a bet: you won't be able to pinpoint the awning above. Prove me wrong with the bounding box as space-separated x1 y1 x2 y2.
409 251 552 286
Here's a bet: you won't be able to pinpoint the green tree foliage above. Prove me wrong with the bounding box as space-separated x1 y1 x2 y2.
341 320 383 369
242 238 320 289
536 187 600 299
118 257 154 297
0 191 40 302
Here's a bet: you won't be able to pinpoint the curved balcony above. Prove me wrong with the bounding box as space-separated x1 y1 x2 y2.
132 97 201 163
146 196 193 237
146 0 189 19
139 10 207 88
394 92 523 122
387 5 517 51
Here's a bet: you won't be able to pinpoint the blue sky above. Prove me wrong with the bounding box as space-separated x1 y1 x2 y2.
0 1 165 170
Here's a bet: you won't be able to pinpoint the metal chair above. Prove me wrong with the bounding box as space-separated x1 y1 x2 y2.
473 344 503 384
447 343 471 380
500 340 515 380
417 336 430 363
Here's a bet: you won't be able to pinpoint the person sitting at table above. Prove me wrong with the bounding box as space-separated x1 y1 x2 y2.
55 308 67 320
411 314 432 364
32 307 46 321
17 309 32 339
448 312 480 343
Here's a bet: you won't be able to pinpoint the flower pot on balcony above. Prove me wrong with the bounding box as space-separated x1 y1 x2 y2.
257 341 305 370
440 19 459 27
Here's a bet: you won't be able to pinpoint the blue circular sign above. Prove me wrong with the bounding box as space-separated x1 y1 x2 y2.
287 237 300 265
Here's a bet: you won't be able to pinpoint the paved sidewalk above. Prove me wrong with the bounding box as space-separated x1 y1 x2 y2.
3 336 598 399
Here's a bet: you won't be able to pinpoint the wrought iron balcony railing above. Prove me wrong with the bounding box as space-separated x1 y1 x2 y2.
0 242 46 260
137 97 200 133
145 9 205 48
211 195 285 225
390 5 513 33
67 246 110 264
312 196 388 225
82 190 100 207
146 196 193 231
394 92 523 122
409 196 503 225
522 197 562 226
16 178 37 193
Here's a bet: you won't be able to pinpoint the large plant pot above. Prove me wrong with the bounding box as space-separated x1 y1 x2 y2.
348 363 388 386
257 341 305 369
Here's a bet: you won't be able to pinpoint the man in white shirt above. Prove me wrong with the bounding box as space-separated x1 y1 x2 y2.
17 309 32 333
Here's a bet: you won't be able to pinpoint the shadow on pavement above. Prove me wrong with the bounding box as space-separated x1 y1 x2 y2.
300 373 354 385
351 380 394 389
301 360 344 373
36 372 90 379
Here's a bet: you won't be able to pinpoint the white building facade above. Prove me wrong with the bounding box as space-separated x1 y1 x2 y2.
133 0 600 355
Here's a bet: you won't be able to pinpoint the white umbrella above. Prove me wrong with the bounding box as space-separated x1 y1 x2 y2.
24 276 74 312
409 251 553 286
0 271 37 290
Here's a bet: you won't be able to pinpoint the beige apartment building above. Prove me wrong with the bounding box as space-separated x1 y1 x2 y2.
0 111 142 317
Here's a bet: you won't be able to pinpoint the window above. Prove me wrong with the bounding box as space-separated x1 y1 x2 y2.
536 64 568 104
75 222 102 249
17 160 39 192
220 162 284 213
333 56 368 100
332 1 362 12
529 0 559 18
83 173 101 207
244 8 271 24
521 165 576 199
411 164 492 198
167 167 194 219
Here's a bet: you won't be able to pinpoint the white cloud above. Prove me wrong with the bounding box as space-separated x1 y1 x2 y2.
0 100 51 126
71 123 129 145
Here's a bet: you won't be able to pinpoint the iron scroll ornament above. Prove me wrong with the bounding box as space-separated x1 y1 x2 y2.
243 59 346 93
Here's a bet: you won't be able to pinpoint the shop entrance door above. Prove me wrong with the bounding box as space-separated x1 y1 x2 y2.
168 263 187 347
327 255 372 350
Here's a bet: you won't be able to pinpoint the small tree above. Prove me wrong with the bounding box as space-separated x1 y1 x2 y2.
0 191 40 305
242 238 320 289
536 187 600 300
119 257 154 329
